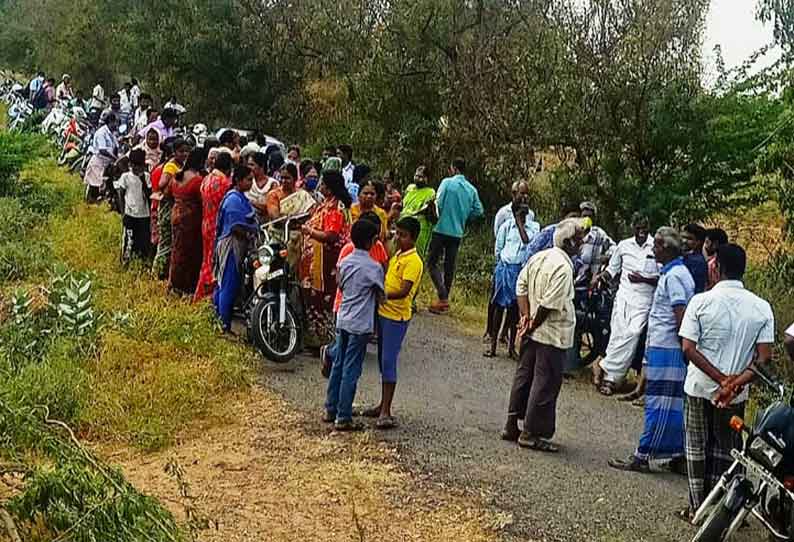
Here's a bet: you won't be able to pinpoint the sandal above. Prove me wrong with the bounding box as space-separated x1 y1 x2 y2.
592 365 604 387
322 411 335 423
598 381 616 396
632 397 646 408
375 416 398 430
334 420 365 432
616 390 642 402
675 507 694 524
355 406 381 418
526 438 560 453
608 455 649 473
483 350 496 358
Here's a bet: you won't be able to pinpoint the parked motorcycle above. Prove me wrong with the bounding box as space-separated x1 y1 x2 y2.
691 364 794 542
239 212 310 363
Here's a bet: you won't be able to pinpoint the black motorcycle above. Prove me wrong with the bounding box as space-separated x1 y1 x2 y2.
691 364 794 541
239 212 310 364
568 272 614 370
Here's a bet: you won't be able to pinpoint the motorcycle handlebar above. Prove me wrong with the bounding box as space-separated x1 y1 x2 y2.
750 363 784 395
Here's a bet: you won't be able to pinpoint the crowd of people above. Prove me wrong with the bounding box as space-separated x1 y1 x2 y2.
44 73 794 524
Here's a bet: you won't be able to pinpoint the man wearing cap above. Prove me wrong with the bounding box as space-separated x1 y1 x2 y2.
56 74 73 102
579 201 615 282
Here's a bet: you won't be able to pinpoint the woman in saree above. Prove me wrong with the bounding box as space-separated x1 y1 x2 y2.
299 170 352 349
271 162 317 268
195 152 234 302
152 138 190 279
169 147 206 295
400 165 437 260
213 166 258 331
350 179 388 241
149 137 176 248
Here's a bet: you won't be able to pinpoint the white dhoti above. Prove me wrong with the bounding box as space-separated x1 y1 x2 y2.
598 295 650 383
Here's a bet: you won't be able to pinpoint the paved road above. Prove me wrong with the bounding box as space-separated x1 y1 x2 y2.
264 314 757 542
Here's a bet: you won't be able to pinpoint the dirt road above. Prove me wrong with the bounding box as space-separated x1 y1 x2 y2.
266 313 758 542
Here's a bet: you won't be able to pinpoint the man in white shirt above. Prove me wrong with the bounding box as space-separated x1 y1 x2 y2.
593 213 657 395
83 113 119 201
679 243 774 519
130 79 141 110
55 74 73 102
338 144 357 202
502 218 587 453
119 82 132 114
90 82 106 111
132 93 154 137
29 71 45 101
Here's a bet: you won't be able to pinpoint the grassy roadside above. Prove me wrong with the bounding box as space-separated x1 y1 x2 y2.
0 117 503 541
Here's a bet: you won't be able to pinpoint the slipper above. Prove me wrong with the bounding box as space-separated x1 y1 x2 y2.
632 397 646 408
375 416 398 430
517 433 539 449
355 406 381 418
674 507 694 524
532 439 560 453
616 390 642 402
322 411 335 423
334 420 365 432
598 381 616 397
500 427 520 442
483 351 496 358
608 456 649 473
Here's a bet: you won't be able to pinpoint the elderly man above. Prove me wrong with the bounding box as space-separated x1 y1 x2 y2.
494 181 533 237
579 201 615 281
486 180 534 343
608 227 694 473
678 243 774 521
593 213 657 396
501 218 586 453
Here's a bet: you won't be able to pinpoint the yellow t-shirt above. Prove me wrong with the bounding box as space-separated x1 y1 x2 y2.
379 248 423 322
162 161 181 176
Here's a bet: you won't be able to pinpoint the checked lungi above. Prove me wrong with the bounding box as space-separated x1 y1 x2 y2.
684 395 745 511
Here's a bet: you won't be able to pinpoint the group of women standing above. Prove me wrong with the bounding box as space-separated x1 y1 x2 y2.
123 129 441 339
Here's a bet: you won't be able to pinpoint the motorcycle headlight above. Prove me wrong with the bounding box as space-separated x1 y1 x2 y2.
258 246 273 266
750 436 784 469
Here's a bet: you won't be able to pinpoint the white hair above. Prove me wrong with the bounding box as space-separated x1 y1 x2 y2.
656 226 682 252
553 218 586 248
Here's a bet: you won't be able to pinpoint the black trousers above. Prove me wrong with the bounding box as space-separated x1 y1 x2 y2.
507 337 565 439
426 232 461 301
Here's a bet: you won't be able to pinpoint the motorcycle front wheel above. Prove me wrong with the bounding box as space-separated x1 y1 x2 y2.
250 299 301 363
692 495 733 542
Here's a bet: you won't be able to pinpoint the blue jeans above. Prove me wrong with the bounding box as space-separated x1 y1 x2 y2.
325 329 370 422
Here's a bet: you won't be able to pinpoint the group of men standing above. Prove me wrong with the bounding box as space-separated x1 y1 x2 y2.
498 202 777 520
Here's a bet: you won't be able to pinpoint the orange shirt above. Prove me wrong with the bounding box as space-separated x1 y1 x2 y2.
333 240 389 313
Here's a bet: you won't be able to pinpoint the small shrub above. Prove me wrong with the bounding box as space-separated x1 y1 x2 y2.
6 338 90 425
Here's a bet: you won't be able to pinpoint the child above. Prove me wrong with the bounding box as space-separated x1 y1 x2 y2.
320 211 389 378
362 217 423 429
324 219 384 431
114 149 152 263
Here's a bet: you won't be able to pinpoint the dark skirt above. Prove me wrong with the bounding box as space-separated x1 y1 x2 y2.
121 215 151 264
169 199 203 294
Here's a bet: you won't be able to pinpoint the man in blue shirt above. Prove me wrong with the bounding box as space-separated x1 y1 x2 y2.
427 158 484 314
609 226 694 473
325 220 384 431
682 223 707 294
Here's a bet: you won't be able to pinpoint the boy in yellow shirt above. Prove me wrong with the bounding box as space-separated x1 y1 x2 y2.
362 217 424 429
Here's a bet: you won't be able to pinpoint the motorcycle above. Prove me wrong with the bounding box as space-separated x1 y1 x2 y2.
691 364 794 542
566 270 614 370
239 212 310 363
